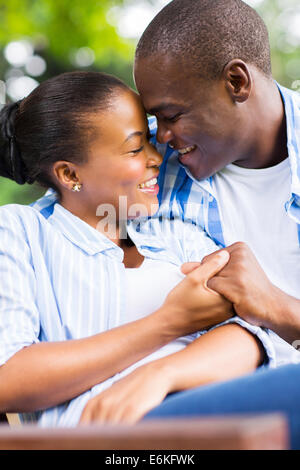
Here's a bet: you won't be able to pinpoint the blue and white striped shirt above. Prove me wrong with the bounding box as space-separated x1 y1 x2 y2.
0 200 288 427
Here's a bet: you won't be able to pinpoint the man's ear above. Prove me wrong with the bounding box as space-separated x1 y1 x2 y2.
223 59 252 103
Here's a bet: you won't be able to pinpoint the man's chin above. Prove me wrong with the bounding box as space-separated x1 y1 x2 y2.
183 163 213 181
178 150 212 181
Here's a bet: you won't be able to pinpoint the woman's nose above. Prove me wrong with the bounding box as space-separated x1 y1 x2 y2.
146 142 163 167
156 122 173 145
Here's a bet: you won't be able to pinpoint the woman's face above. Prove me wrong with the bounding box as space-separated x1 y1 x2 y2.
68 89 162 221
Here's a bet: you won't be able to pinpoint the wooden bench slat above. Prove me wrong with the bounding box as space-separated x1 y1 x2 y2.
0 414 289 450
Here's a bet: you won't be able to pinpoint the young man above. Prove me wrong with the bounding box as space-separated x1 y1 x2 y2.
134 0 300 448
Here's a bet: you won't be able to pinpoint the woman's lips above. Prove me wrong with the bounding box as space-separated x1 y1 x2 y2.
137 176 159 195
138 183 159 196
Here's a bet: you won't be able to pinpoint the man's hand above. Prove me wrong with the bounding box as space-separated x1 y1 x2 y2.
79 363 170 425
183 242 300 344
188 242 284 329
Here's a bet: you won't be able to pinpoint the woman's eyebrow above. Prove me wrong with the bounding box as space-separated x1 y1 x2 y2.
124 131 143 143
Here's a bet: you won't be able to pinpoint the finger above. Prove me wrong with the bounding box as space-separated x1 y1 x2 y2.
79 404 93 425
201 246 231 265
118 405 144 425
103 404 128 424
207 276 237 303
189 250 230 283
181 262 201 275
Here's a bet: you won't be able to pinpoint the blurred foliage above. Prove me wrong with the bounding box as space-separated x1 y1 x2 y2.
0 0 299 206
0 0 138 206
0 0 135 82
255 0 300 87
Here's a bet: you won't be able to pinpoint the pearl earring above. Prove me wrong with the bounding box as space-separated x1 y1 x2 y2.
72 183 82 192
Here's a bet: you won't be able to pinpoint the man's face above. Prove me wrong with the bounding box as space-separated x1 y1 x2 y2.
134 56 249 180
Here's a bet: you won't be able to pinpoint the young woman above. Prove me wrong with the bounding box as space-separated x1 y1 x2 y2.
0 71 274 426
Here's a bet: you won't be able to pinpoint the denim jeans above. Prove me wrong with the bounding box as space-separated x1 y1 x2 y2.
144 363 300 449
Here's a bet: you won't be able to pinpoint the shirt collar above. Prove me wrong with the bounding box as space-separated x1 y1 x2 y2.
127 217 185 266
48 202 124 259
33 192 174 261
277 83 300 198
46 202 173 262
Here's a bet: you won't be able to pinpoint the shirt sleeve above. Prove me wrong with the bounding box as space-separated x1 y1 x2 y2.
0 207 40 365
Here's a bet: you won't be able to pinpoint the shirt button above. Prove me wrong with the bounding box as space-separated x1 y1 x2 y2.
208 195 214 202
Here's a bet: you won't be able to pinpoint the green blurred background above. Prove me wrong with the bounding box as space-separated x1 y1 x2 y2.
0 0 300 206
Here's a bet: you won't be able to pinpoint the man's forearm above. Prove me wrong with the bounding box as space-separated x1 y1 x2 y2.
263 286 300 345
152 324 264 393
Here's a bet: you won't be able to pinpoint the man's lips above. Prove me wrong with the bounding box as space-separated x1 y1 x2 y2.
177 146 197 165
169 143 197 159
178 145 197 155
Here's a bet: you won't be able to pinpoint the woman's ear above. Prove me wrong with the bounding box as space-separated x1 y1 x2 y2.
223 59 252 103
52 161 80 191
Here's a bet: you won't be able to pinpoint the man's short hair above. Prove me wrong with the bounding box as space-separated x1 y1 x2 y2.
135 0 272 80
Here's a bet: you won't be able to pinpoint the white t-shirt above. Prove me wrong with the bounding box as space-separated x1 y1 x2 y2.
118 259 196 380
212 158 300 365
212 158 300 299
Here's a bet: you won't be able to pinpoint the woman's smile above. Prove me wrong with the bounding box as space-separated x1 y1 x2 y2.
137 174 160 195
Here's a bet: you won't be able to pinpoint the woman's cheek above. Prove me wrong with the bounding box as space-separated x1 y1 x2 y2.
123 158 145 182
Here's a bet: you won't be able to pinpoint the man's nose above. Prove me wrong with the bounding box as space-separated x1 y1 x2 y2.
156 122 173 145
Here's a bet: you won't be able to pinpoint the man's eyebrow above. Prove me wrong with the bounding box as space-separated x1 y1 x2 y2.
124 131 143 143
147 103 178 115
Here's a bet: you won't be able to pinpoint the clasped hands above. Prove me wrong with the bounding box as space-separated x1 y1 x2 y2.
80 242 279 425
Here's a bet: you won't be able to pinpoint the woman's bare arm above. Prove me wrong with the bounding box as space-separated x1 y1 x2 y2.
79 323 264 424
0 310 178 413
0 251 232 413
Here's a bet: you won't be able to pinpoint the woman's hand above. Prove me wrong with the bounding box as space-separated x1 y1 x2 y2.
160 250 233 336
79 362 170 425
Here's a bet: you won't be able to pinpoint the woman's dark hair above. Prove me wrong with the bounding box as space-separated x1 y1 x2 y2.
0 71 129 192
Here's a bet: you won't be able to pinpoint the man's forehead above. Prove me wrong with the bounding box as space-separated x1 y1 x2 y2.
135 55 189 88
134 56 205 106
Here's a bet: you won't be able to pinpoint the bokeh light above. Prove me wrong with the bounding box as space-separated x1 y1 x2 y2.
4 40 34 67
0 80 5 106
6 76 39 101
107 0 171 39
25 55 47 77
2 38 47 104
71 47 95 68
